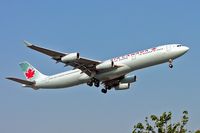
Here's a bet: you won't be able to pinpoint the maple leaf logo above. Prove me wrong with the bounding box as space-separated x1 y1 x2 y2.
25 68 35 79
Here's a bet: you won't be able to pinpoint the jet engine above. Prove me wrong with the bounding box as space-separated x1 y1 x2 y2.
115 75 136 90
120 75 136 83
61 53 80 62
115 83 130 90
96 60 114 70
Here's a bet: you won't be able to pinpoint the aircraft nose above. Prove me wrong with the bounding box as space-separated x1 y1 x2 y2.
183 46 189 52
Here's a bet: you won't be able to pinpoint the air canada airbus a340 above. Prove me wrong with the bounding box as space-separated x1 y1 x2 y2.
7 41 189 93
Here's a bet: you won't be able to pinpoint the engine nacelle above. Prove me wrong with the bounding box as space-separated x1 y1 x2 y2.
115 83 130 90
61 53 80 62
120 75 136 83
96 60 114 70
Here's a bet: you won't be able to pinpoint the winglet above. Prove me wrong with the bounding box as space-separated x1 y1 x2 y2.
24 40 33 47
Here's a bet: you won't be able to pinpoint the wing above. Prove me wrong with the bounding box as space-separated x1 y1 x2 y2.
24 41 101 76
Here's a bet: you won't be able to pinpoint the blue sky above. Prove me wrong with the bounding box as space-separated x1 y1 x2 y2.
0 0 200 133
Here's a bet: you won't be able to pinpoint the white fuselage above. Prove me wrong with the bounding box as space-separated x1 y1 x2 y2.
35 44 189 89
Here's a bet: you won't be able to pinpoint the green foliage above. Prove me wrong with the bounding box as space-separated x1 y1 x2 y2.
132 111 190 133
195 130 200 133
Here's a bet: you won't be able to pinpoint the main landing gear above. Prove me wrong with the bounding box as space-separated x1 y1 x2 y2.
101 88 107 94
87 78 100 87
87 81 93 86
94 80 100 87
168 59 173 68
87 78 112 94
101 86 111 94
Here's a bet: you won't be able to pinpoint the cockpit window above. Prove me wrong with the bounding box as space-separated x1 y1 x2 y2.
177 45 182 47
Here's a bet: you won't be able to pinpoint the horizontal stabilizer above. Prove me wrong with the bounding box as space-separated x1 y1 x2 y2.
6 77 35 86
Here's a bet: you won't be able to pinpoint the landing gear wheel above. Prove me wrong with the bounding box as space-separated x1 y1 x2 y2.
168 59 173 68
169 64 173 68
94 79 100 87
94 82 100 87
91 78 100 87
105 86 112 90
87 82 93 87
101 89 107 94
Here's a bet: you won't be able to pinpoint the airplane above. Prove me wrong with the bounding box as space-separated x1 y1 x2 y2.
6 41 189 93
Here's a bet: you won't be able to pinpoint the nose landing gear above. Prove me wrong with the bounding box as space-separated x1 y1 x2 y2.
169 59 173 68
169 64 173 68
